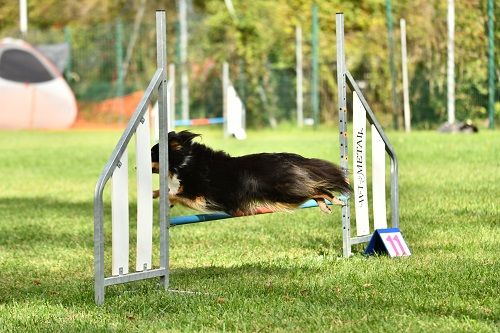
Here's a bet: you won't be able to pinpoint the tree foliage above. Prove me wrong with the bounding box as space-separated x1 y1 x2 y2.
0 0 497 127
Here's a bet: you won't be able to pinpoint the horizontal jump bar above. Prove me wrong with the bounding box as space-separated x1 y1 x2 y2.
104 268 167 286
350 234 373 245
175 117 224 126
169 197 347 226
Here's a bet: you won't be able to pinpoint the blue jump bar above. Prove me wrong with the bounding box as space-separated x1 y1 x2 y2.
169 198 344 226
207 117 224 124
175 117 225 126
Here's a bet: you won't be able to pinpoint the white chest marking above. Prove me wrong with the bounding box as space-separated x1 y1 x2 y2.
168 173 181 195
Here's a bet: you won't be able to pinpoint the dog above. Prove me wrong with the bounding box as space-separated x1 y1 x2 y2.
151 130 350 216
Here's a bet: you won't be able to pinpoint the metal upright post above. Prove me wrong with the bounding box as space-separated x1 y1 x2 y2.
336 13 351 258
94 168 106 305
156 10 169 290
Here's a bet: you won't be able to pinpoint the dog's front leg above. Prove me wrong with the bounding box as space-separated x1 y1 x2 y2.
168 194 179 205
153 191 177 208
153 190 180 200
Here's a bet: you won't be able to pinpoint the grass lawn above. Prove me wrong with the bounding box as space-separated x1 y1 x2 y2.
0 127 498 332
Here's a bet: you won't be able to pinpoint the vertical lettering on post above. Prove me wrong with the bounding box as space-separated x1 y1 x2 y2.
353 92 370 236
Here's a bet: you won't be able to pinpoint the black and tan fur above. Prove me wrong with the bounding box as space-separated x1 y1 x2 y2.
151 130 350 215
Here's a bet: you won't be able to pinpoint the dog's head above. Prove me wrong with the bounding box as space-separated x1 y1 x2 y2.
151 130 201 173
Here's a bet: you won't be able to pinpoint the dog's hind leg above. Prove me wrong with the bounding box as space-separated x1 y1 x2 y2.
314 198 332 214
313 193 346 214
314 193 345 206
329 196 345 206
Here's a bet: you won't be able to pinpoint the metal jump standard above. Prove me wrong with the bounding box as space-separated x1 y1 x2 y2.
336 13 399 257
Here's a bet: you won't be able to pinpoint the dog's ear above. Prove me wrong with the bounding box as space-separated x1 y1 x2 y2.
168 130 200 151
151 143 159 162
177 130 201 144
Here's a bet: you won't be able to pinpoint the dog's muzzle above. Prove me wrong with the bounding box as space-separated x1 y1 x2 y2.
151 162 160 174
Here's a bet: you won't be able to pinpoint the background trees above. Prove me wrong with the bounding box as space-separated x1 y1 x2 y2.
1 0 497 128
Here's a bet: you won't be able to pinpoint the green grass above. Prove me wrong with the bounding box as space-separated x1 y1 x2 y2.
0 127 498 332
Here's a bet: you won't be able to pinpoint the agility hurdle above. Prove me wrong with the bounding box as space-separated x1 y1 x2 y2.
94 11 400 305
336 12 399 257
93 11 326 306
94 11 170 305
164 13 400 254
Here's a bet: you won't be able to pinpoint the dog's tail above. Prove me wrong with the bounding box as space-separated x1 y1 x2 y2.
300 158 351 196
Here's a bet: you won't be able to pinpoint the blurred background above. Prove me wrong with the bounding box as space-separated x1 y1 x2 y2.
0 0 498 130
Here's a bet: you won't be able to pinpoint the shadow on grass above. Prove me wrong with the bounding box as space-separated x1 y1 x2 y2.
0 196 95 248
4 245 496 324
0 259 321 308
0 196 362 310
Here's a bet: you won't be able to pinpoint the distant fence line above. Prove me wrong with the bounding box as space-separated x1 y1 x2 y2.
1 20 497 128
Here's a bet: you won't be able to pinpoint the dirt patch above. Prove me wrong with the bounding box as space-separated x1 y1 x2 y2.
72 90 149 129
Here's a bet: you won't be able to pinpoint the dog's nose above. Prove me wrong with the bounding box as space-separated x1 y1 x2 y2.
151 162 160 173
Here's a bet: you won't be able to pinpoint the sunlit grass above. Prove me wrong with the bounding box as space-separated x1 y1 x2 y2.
0 128 498 332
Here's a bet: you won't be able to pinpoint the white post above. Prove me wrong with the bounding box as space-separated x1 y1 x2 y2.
19 0 28 35
168 63 176 131
296 25 304 127
447 0 455 124
135 113 153 272
224 0 238 21
223 62 229 138
400 19 411 133
179 0 189 121
352 92 370 236
112 150 129 276
372 125 387 229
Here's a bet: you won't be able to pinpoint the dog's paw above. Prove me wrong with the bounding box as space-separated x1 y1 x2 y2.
331 196 345 206
152 190 160 199
316 200 332 214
